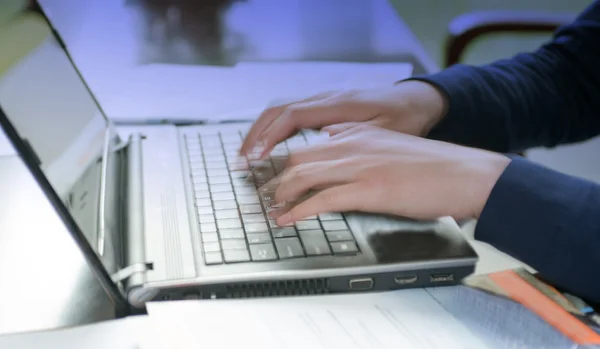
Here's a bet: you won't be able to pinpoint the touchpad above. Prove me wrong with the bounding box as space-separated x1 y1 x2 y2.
367 229 476 264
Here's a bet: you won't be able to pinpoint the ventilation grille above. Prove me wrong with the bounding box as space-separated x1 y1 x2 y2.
224 279 330 298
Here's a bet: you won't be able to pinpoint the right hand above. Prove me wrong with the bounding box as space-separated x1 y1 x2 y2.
239 80 448 158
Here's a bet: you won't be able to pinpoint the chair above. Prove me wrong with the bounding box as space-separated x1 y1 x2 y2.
444 10 575 68
443 11 574 156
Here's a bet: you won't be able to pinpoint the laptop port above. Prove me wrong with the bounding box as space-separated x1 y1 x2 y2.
349 277 374 290
394 275 418 285
430 273 455 283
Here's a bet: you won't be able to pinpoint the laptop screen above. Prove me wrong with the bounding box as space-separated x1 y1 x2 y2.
0 12 123 275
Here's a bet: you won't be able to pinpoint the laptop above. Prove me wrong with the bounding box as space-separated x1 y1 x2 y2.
0 4 478 315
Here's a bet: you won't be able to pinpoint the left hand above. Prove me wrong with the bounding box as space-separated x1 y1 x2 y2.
264 124 511 226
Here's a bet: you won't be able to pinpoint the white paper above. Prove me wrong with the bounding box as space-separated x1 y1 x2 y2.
0 316 148 349
145 289 489 349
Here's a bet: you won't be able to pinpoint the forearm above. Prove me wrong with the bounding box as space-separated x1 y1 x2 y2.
411 1 600 153
476 156 600 306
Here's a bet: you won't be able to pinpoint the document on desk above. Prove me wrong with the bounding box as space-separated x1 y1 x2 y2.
144 289 489 349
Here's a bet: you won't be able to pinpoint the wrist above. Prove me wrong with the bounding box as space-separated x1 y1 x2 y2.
395 80 449 136
470 153 512 219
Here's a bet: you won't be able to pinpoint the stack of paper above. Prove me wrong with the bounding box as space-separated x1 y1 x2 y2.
143 289 490 349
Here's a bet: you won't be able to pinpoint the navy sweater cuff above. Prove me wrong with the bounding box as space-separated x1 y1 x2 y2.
475 155 600 305
402 66 511 152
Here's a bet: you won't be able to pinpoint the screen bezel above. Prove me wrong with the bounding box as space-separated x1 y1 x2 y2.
0 3 130 315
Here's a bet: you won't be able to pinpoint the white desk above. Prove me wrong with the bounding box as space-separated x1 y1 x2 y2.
38 0 437 121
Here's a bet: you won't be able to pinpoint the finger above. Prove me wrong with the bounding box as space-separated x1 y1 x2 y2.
321 122 362 136
258 96 355 158
275 183 370 225
240 92 334 155
274 159 354 203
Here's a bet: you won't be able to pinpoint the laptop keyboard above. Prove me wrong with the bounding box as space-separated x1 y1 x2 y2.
184 130 360 265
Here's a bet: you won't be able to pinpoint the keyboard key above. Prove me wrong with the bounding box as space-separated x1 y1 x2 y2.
299 230 331 256
219 228 245 239
192 175 207 184
196 206 213 215
295 220 321 231
244 222 269 234
201 232 219 243
212 192 235 201
326 230 354 242
203 242 221 253
199 222 217 233
234 186 258 196
217 218 242 229
209 183 232 193
221 239 247 250
272 227 297 238
193 182 209 192
275 238 305 259
330 241 358 255
230 170 250 178
321 220 348 231
229 162 249 171
195 190 210 199
267 219 280 228
205 161 228 170
250 244 277 261
196 198 212 207
242 214 265 224
319 213 344 221
260 192 276 202
247 233 272 244
209 176 231 185
223 249 251 263
215 209 239 220
198 214 215 224
237 195 260 205
208 169 229 177
213 200 237 210
299 215 318 221
253 168 276 181
204 252 223 265
189 161 205 170
239 204 262 214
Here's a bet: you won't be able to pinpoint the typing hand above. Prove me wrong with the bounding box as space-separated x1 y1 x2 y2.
239 81 448 158
262 124 511 226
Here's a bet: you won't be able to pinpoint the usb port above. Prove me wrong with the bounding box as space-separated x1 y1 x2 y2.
430 273 454 283
394 275 418 285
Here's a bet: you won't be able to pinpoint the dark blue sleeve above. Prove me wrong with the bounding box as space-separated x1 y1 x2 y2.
478 156 600 306
412 0 600 153
405 2 600 306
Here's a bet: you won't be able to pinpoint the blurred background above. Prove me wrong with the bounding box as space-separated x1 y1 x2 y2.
28 0 600 185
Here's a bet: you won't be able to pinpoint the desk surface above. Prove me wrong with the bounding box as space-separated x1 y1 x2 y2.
38 0 437 121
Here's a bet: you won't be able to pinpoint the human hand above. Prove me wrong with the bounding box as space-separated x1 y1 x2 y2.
240 80 448 158
263 125 511 226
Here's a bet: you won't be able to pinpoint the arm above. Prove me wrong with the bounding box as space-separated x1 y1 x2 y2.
477 156 600 307
412 0 600 153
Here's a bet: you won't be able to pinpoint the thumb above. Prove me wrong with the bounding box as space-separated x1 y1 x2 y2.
321 122 362 136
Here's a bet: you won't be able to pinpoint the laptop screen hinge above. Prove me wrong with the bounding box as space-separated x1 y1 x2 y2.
112 262 153 283
120 132 150 289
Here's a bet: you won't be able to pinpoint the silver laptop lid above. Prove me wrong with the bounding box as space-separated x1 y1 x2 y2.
0 6 128 312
